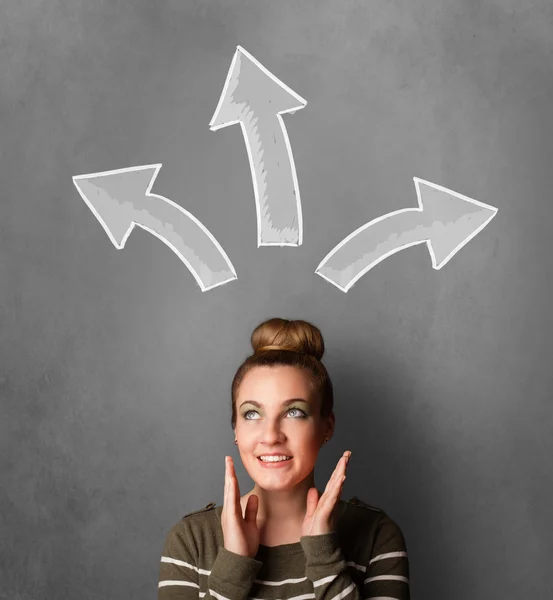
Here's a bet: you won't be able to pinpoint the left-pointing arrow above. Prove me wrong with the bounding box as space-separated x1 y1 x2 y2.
72 164 237 292
210 45 307 247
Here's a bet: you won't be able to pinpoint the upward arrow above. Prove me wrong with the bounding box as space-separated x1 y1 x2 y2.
73 164 237 292
210 45 307 247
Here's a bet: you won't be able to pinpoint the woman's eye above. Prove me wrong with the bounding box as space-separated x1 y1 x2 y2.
287 407 306 418
243 407 306 420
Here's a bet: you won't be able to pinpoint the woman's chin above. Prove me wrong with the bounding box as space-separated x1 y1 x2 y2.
254 481 297 493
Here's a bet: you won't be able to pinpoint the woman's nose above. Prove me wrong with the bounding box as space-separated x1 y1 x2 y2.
262 423 285 443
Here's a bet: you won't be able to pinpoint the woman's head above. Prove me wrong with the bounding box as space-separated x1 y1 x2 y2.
231 318 335 492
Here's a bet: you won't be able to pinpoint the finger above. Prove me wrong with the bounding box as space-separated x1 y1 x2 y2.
323 466 346 511
342 451 350 467
320 454 349 512
227 457 239 518
224 456 230 512
336 455 348 486
323 471 339 501
331 472 344 499
326 458 343 490
328 458 343 486
233 460 241 513
222 458 227 526
344 451 351 469
332 453 348 480
338 452 350 478
320 477 335 512
244 494 258 522
224 457 235 517
305 487 318 519
320 477 344 520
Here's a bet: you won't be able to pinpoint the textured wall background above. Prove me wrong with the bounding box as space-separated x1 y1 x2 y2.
1 1 552 598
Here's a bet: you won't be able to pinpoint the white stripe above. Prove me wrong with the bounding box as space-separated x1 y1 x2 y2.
262 585 353 600
249 594 314 600
158 580 199 589
255 576 308 586
161 556 195 569
328 582 356 600
160 555 408 600
162 557 406 577
368 551 407 564
161 557 344 593
346 560 367 572
161 555 210 575
364 575 409 584
209 589 232 600
313 574 338 587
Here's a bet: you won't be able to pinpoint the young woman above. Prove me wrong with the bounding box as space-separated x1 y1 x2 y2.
158 318 410 600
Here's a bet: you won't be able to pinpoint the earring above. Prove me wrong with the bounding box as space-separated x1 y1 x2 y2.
324 437 329 444
234 439 238 445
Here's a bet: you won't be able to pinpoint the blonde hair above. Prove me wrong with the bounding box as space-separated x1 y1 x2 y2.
230 318 334 429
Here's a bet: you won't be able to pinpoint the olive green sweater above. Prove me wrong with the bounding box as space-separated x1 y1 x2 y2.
158 496 410 600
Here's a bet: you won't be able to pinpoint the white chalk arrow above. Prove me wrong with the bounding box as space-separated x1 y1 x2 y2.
316 177 498 293
72 164 237 292
210 45 307 247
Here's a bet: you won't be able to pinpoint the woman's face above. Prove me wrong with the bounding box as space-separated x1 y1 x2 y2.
234 365 332 491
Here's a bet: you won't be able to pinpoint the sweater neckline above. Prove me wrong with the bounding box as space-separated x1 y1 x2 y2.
214 500 348 556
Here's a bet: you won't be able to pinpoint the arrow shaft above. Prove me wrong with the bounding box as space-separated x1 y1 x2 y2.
133 193 235 287
240 110 301 244
317 209 429 290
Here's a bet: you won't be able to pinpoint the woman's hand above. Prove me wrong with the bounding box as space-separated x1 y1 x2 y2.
221 456 260 558
301 450 351 538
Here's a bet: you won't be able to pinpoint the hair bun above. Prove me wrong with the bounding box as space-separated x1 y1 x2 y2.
251 318 325 361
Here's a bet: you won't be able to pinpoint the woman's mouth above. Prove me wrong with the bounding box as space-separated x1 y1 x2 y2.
257 456 293 468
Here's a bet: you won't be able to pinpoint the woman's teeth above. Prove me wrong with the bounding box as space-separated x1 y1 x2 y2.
258 456 292 462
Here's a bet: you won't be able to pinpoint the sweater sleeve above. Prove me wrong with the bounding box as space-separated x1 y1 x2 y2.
300 513 410 600
158 519 264 600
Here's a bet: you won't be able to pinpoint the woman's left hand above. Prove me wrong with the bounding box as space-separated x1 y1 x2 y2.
301 450 352 537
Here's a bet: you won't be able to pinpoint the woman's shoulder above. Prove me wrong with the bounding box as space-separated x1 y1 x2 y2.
344 496 405 538
343 495 387 533
181 501 218 519
163 501 220 542
161 502 221 560
343 496 408 555
346 495 384 513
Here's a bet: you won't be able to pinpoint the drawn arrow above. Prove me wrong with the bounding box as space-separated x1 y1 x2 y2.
72 164 237 292
316 177 498 293
209 45 307 247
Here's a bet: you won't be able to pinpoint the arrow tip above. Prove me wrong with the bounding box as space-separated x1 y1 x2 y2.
73 165 160 247
415 178 498 269
209 46 306 131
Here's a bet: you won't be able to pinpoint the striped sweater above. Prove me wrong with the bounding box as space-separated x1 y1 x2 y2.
158 496 410 600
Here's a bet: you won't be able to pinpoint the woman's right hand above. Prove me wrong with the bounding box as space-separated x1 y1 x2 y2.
222 456 260 559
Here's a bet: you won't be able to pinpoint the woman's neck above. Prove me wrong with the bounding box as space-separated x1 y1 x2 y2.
242 474 321 523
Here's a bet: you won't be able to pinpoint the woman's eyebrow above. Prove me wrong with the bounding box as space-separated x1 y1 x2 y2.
240 398 308 408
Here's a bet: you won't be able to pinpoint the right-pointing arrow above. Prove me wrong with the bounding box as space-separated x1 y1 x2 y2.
315 177 498 293
73 164 237 292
